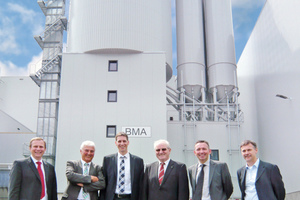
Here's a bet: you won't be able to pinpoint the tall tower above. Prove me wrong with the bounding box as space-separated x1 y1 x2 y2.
29 0 67 164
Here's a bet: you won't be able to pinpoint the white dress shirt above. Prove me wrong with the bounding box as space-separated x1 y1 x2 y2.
31 155 48 200
245 158 260 200
115 152 131 194
77 159 91 200
196 159 210 200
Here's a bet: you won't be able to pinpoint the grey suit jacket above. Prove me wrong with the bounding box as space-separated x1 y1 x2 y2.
62 160 105 200
143 159 189 200
8 157 57 200
188 160 233 200
100 153 144 200
237 160 285 200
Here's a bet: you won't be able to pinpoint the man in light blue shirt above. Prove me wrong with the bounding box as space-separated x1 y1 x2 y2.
237 140 285 200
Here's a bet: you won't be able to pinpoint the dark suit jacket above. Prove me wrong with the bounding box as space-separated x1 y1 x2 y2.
143 159 189 200
100 153 144 200
188 160 233 200
237 160 285 200
8 157 57 200
62 160 105 200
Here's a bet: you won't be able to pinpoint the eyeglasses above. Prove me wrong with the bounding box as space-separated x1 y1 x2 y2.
155 148 168 152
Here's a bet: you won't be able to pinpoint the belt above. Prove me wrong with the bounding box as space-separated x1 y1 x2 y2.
114 193 131 199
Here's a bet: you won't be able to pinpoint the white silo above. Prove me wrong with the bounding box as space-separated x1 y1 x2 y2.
204 0 237 102
67 0 173 81
176 0 206 101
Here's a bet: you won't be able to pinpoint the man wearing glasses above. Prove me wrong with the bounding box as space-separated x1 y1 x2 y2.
143 139 189 200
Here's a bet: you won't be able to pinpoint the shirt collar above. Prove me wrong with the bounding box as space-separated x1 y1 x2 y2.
118 152 129 159
81 159 91 166
246 158 260 169
198 158 210 167
159 158 170 165
31 155 42 163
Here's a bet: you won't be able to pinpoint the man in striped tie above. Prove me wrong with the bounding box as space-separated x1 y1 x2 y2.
143 139 189 200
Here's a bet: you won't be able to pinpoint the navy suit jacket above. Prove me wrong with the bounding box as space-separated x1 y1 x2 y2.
143 159 189 200
8 157 57 200
100 153 144 200
188 160 233 200
237 160 285 200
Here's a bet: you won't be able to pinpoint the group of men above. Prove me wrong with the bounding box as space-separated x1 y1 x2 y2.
8 133 285 200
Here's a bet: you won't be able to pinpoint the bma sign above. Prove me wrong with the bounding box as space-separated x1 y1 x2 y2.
122 127 151 137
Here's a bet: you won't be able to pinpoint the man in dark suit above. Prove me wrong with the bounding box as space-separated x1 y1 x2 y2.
62 141 105 200
143 139 189 200
188 140 233 200
8 137 57 200
100 132 144 200
237 140 285 200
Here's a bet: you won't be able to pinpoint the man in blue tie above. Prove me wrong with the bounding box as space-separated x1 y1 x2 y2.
62 141 105 200
100 132 144 200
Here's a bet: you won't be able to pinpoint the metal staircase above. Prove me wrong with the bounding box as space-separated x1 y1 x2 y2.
27 0 67 165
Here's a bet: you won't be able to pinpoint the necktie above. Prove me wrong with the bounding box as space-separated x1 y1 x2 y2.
82 163 89 199
118 156 125 193
36 162 45 199
158 162 165 185
194 164 205 200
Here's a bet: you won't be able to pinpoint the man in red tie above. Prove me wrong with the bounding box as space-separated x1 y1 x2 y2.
143 139 189 200
8 137 58 200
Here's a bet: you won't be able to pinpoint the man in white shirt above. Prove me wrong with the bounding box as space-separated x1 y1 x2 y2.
100 132 144 200
188 140 233 200
9 137 58 200
62 141 105 200
237 140 285 200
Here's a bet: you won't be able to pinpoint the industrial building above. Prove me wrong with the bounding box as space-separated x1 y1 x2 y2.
0 0 299 199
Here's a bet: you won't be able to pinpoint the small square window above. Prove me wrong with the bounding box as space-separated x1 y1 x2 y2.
107 91 117 102
210 149 219 161
107 125 116 138
108 60 118 71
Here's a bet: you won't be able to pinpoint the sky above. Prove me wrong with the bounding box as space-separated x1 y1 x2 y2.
0 0 266 76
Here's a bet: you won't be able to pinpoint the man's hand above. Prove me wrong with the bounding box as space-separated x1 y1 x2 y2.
77 183 83 187
91 175 99 182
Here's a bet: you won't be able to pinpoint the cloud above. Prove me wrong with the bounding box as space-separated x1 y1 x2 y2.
0 16 20 54
0 61 28 76
7 3 44 35
7 3 36 24
0 52 42 76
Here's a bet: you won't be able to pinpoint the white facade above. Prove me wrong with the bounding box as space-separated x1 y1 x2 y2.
0 77 39 163
55 0 172 192
238 0 300 196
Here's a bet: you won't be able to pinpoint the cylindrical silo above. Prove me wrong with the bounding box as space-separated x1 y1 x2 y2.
176 0 206 101
67 0 173 81
204 0 237 102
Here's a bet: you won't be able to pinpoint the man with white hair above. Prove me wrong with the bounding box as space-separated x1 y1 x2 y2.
143 139 189 200
62 141 105 200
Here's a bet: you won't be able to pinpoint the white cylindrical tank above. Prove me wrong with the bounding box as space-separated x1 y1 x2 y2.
176 0 206 101
67 0 173 80
204 0 237 102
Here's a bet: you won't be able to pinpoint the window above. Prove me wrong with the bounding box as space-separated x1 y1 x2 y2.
107 90 117 102
210 149 219 161
108 60 118 71
107 125 116 137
